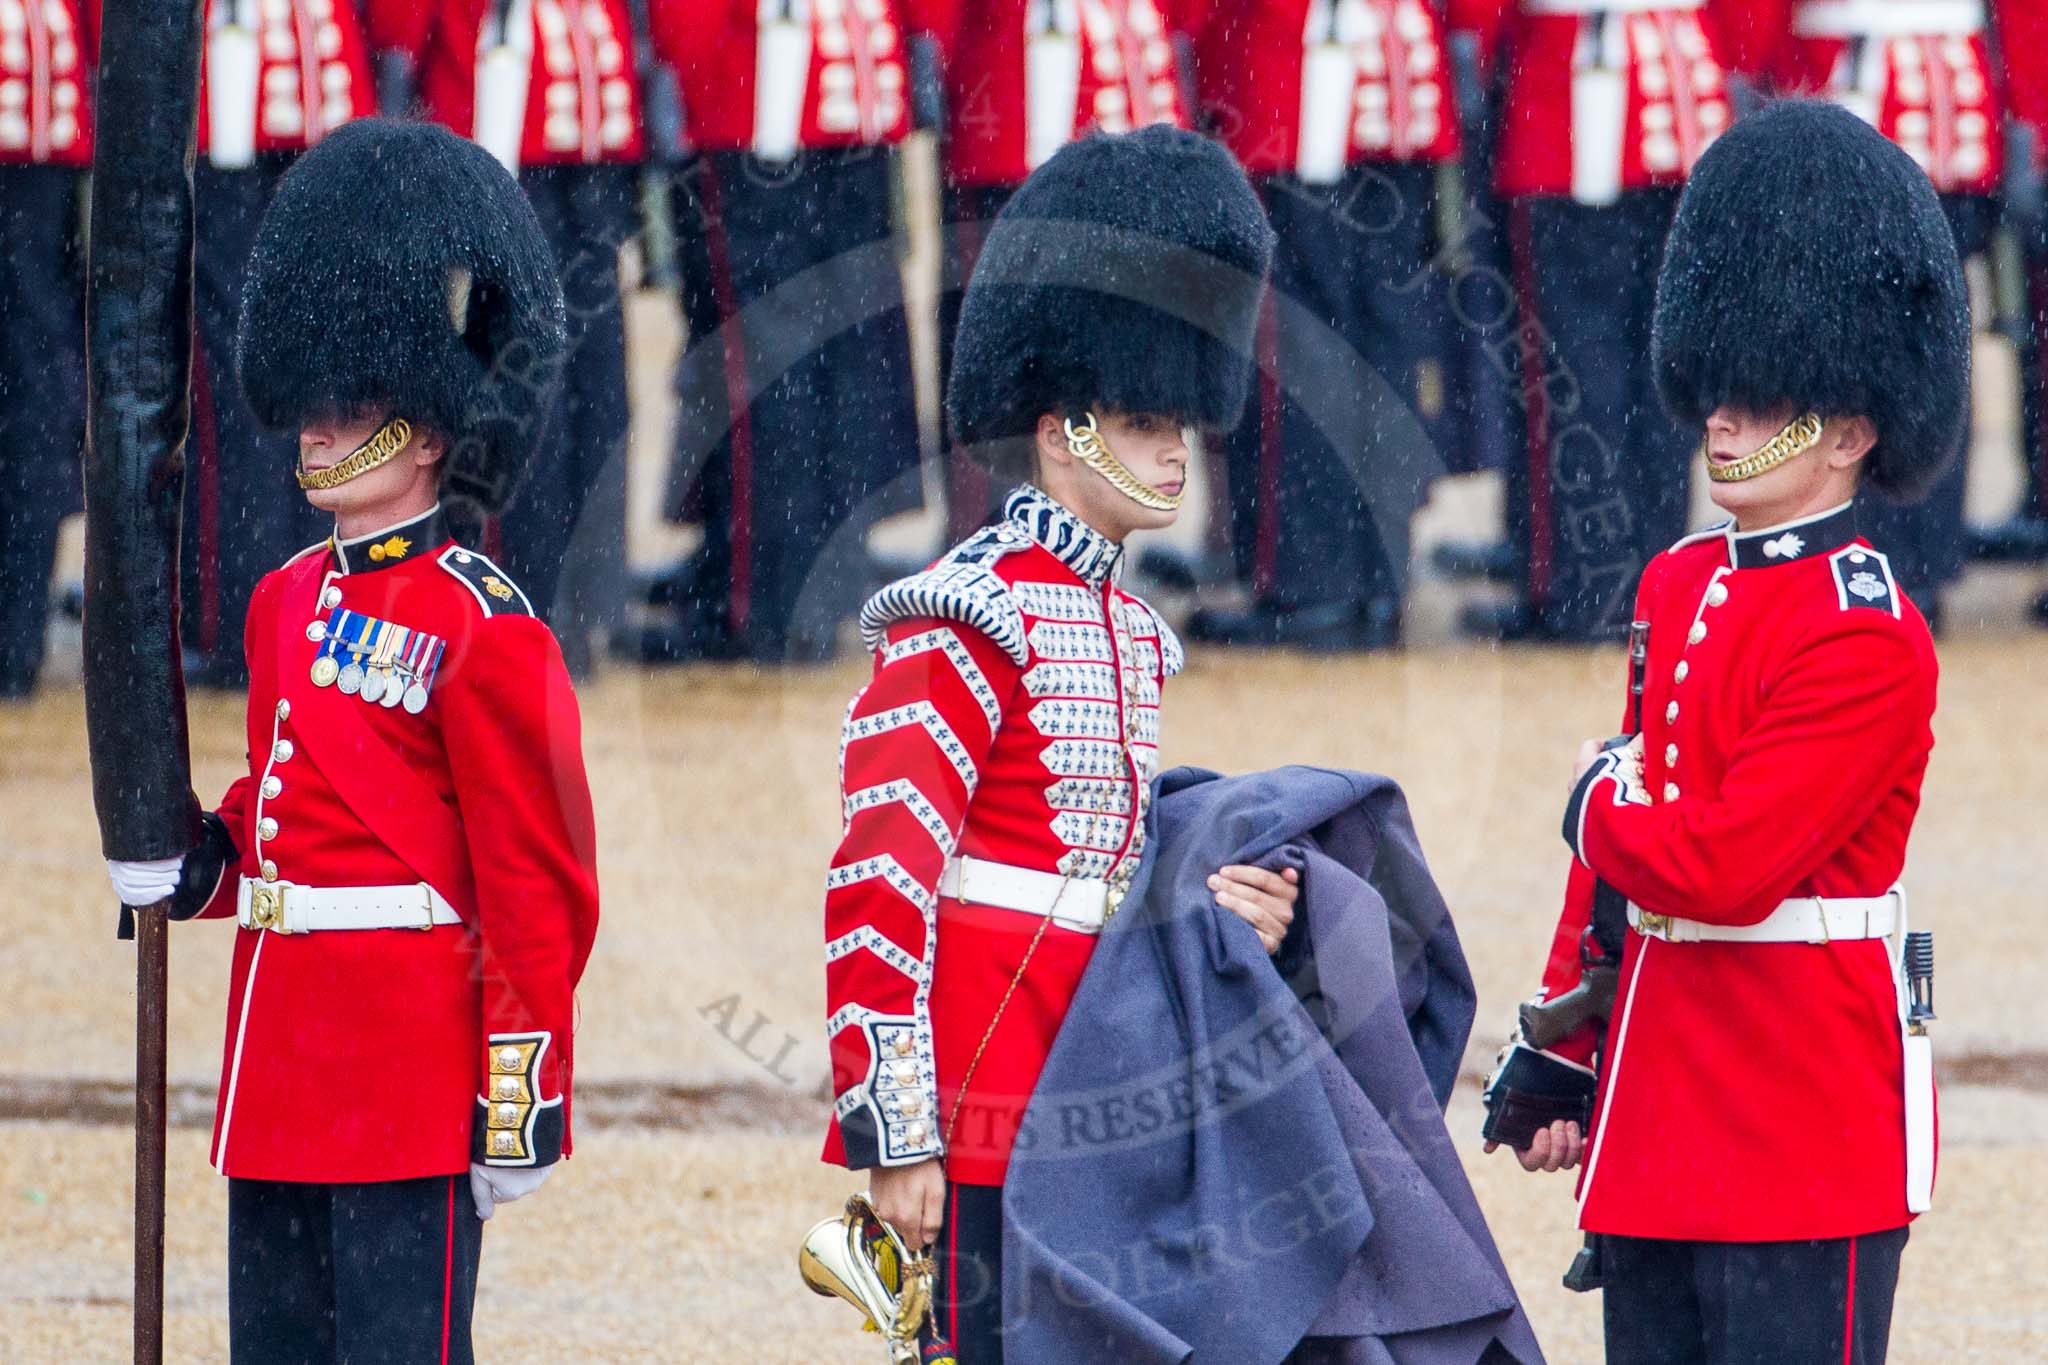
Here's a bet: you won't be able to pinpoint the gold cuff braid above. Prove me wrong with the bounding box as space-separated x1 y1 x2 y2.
1702 412 1825 484
1063 413 1184 512
296 417 413 491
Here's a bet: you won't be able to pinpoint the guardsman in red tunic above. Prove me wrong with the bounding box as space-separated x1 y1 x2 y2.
1487 101 1962 1363
821 126 1280 1361
0 0 92 697
105 121 595 1365
636 0 925 664
1444 0 1733 642
1187 0 1463 650
914 0 1197 540
376 0 646 654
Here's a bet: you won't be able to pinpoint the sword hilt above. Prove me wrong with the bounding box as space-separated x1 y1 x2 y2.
1905 929 1935 1028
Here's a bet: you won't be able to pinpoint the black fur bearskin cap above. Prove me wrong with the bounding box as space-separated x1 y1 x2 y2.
1651 98 1971 502
238 119 568 516
945 124 1276 454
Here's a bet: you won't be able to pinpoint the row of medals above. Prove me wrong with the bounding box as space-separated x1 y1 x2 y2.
309 615 439 714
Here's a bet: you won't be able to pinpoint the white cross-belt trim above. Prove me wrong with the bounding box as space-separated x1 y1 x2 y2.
938 855 1110 934
236 877 461 933
1791 0 1984 37
1628 887 1901 943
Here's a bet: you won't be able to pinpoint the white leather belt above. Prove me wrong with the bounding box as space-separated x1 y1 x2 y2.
237 876 462 934
1629 888 1901 944
1792 0 1984 37
1519 0 1702 17
938 856 1110 935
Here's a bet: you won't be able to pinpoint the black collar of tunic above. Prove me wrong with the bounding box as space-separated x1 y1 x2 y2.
331 505 449 576
1726 501 1859 571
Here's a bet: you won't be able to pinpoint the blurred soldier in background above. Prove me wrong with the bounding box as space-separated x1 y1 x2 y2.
0 0 91 698
385 0 648 672
917 0 1197 543
182 0 377 688
1720 0 2020 630
1997 0 2048 618
1446 0 1733 642
1188 0 1463 650
640 0 924 664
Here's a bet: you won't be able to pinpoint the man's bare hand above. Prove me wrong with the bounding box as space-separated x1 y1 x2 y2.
1211 864 1301 954
1484 1120 1584 1173
868 1157 946 1248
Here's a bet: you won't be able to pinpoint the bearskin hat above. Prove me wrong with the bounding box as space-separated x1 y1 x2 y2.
238 119 568 516
1651 98 1971 502
946 124 1275 454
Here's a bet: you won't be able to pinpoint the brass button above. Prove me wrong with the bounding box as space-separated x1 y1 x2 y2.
1688 622 1707 645
893 1064 917 1087
306 620 327 642
272 740 294 763
1706 582 1729 607
497 1045 522 1070
322 586 343 608
489 1131 517 1156
900 1096 923 1118
1666 702 1679 723
257 817 278 841
495 1102 521 1125
274 699 290 722
905 1122 928 1145
261 776 282 799
1663 782 1680 802
494 1076 520 1100
1675 661 1689 683
1665 744 1678 765
260 860 278 882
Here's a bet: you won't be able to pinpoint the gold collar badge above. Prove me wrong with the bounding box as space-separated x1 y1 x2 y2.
366 535 412 563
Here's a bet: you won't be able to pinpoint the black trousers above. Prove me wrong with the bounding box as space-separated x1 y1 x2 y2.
1505 190 1694 641
937 181 1018 542
666 147 922 661
1224 164 1445 615
492 164 636 636
2022 209 2048 523
0 164 85 697
934 1181 1005 1364
1602 1227 1908 1365
228 1174 483 1365
182 158 327 674
1852 192 1995 609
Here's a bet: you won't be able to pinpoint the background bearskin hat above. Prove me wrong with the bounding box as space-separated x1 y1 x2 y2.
1651 98 1971 502
238 118 568 517
945 124 1275 456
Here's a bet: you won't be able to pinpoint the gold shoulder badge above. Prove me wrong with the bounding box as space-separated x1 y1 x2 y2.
482 575 514 601
437 547 534 617
366 534 412 564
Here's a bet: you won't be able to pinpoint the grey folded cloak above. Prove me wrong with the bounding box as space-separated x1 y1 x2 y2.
998 766 1544 1364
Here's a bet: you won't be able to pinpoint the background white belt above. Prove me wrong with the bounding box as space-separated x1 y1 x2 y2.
938 855 1109 934
237 877 462 934
1792 0 1984 37
1519 0 1702 17
1629 889 1900 944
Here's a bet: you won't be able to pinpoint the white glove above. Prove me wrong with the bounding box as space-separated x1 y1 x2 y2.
470 1162 553 1221
107 857 186 908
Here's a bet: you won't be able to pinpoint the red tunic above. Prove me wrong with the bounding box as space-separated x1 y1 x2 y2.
2003 0 2048 157
1448 0 1735 199
917 0 1191 187
197 508 600 1183
393 0 648 166
1541 503 1938 1241
197 0 376 162
822 486 1180 1185
651 0 911 155
1196 0 1460 180
0 0 93 166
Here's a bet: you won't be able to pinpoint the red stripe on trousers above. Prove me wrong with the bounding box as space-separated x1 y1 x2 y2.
1507 200 1554 603
947 1183 961 1346
441 1175 456 1365
191 334 222 652
1841 1234 1858 1365
696 163 755 633
1252 285 1284 597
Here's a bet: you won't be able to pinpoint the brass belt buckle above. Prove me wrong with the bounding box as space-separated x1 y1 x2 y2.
1634 909 1670 940
249 883 285 933
417 883 437 930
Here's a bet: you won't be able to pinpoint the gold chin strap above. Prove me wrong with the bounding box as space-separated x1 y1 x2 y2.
1063 412 1184 512
1703 411 1825 484
296 416 413 492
